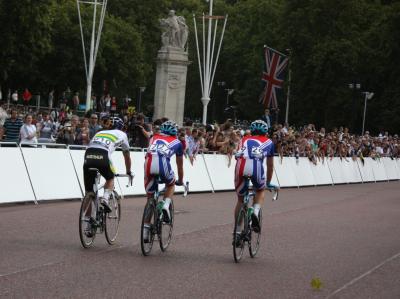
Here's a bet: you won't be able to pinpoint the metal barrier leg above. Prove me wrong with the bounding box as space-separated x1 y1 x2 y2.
201 153 215 193
18 145 38 205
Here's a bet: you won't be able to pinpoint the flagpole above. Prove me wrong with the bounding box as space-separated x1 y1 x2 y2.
265 45 287 58
285 49 292 125
77 0 107 112
194 0 227 125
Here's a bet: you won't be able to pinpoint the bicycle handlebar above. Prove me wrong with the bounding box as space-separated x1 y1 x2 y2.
266 187 279 201
175 181 189 197
115 173 134 187
182 181 189 197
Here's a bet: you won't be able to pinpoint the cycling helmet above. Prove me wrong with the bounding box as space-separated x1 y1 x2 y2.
160 120 178 136
111 117 125 130
250 119 268 135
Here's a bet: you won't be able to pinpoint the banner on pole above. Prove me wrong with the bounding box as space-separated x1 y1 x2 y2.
259 45 288 109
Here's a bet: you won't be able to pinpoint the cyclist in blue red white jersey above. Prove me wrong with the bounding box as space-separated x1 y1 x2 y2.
234 120 277 239
143 120 184 242
83 117 133 213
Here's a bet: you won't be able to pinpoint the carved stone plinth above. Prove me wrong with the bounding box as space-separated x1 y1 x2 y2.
153 47 189 125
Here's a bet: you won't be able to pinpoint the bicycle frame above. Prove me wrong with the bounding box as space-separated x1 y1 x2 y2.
242 178 255 207
145 178 188 232
88 169 131 229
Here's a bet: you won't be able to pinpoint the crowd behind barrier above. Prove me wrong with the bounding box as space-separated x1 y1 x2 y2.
1 104 399 165
0 142 399 204
1 100 399 204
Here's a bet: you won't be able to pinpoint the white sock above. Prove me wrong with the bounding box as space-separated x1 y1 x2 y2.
163 197 171 210
236 225 241 233
253 203 261 216
103 189 112 202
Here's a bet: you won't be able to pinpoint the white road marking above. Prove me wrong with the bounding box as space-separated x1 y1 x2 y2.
326 251 400 298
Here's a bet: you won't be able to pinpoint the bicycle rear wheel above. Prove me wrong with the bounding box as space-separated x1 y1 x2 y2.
105 192 121 245
140 201 156 256
233 207 246 263
249 209 262 258
79 194 96 248
159 200 174 252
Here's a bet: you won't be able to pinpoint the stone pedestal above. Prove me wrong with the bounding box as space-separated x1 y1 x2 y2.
153 47 189 126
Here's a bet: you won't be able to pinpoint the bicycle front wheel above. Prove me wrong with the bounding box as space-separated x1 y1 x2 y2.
159 200 174 252
233 207 246 263
105 192 121 245
79 194 96 248
140 201 156 256
249 209 262 258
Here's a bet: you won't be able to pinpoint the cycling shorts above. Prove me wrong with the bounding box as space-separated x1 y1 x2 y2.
83 148 115 192
234 157 266 196
144 154 175 194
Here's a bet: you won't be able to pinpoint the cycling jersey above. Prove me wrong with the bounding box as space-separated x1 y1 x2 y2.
144 134 183 194
83 129 129 192
235 135 274 196
88 129 130 156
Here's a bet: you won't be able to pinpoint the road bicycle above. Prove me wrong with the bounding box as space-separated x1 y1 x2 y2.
140 179 189 256
232 178 279 262
79 168 132 248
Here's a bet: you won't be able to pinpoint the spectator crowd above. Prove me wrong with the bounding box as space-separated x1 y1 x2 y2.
0 101 399 167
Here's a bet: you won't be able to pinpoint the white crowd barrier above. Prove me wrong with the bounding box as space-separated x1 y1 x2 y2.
170 154 214 193
370 158 388 181
397 159 400 177
382 157 399 180
20 145 82 200
273 157 298 187
0 143 399 204
357 158 376 182
0 144 36 203
202 154 235 190
310 159 333 185
112 151 146 196
328 158 363 184
342 159 363 183
291 157 316 186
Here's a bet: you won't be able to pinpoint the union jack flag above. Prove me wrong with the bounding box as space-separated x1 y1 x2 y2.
259 46 288 109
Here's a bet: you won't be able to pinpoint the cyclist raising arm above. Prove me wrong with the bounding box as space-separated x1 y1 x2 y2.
83 117 133 212
143 120 184 242
234 120 276 235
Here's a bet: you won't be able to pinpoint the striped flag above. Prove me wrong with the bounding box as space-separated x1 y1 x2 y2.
259 46 288 109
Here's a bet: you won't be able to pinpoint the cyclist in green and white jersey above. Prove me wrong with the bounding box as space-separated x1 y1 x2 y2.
83 117 133 212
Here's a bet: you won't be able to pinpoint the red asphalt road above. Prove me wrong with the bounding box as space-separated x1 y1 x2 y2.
0 182 399 298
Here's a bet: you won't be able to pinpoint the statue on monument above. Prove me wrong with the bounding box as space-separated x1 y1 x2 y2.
160 10 188 50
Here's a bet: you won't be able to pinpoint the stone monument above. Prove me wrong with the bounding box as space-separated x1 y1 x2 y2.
153 10 189 125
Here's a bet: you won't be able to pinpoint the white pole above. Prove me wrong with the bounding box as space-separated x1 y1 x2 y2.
200 11 209 125
362 93 368 136
93 0 107 66
200 0 214 125
209 15 227 88
193 14 203 92
202 13 206 97
194 0 227 125
285 62 291 125
76 1 88 80
209 19 218 79
85 0 97 112
205 1 213 97
77 0 107 112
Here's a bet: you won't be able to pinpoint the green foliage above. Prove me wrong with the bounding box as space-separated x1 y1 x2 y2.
0 0 398 133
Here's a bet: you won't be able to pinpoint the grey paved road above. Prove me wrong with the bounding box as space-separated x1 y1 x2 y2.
0 182 399 298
